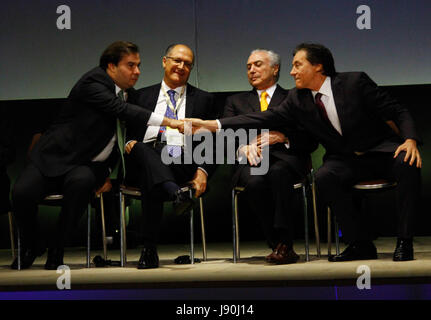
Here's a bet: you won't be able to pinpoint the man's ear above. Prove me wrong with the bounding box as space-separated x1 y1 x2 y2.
273 64 280 77
106 62 117 78
314 64 323 74
162 56 167 69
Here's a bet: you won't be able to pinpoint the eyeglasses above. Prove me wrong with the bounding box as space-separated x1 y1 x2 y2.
165 56 194 69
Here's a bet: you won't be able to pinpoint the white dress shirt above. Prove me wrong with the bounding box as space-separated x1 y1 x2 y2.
143 81 186 143
311 76 343 135
128 81 208 176
256 83 277 107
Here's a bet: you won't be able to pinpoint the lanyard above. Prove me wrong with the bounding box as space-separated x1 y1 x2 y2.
161 85 186 117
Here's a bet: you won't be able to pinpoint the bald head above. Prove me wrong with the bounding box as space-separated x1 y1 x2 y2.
162 44 194 88
165 44 194 64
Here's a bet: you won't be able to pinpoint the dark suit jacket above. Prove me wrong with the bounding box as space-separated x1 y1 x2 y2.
30 66 153 178
221 72 421 158
127 83 217 177
223 85 318 184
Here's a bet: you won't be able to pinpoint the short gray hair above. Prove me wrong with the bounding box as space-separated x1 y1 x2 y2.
250 49 281 81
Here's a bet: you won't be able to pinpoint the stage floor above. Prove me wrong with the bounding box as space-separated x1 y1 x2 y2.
0 237 431 299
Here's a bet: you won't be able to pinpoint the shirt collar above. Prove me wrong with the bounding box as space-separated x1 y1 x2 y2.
115 85 122 95
162 80 186 96
312 76 331 98
115 85 127 100
256 83 277 100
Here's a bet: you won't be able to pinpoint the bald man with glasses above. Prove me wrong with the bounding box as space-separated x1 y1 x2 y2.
124 44 217 269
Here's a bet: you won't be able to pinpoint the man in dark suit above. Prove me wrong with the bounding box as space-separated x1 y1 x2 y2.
124 44 217 269
223 49 317 264
11 41 184 270
189 43 422 262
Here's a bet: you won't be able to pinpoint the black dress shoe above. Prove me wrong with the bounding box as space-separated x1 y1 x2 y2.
11 248 45 270
328 241 377 262
393 238 414 261
137 247 159 269
265 245 279 263
266 243 299 265
173 188 194 216
44 248 65 270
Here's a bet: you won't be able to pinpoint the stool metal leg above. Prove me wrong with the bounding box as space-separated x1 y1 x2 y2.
119 191 127 267
17 226 21 271
87 203 91 268
232 189 240 263
8 212 16 259
99 194 108 261
199 197 207 261
311 173 321 258
189 189 194 265
327 207 332 256
302 185 310 262
335 221 340 255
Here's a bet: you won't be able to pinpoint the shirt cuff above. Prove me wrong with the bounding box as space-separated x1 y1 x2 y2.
216 119 222 131
125 140 134 148
236 144 245 161
197 167 208 176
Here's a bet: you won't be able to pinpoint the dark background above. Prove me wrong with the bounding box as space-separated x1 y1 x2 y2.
0 0 430 249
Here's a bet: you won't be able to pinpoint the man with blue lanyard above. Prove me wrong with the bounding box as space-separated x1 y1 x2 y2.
125 44 217 269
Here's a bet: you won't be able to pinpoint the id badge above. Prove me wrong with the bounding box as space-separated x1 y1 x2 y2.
166 128 184 146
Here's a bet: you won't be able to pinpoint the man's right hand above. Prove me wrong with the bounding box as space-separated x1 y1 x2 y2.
184 118 219 133
163 118 185 133
125 140 137 154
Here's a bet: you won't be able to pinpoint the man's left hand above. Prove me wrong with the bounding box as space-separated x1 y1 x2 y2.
95 177 112 195
394 138 422 168
255 130 287 148
189 169 207 198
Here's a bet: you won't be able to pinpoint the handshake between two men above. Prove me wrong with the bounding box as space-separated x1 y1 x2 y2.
159 118 282 167
162 118 218 135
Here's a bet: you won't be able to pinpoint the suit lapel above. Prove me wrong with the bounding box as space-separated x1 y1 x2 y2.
268 85 285 109
149 84 162 111
185 84 195 118
300 90 342 139
331 76 348 136
248 89 260 112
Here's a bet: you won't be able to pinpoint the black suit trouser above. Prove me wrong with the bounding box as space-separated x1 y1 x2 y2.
12 162 107 249
315 151 421 244
237 158 301 249
126 142 197 247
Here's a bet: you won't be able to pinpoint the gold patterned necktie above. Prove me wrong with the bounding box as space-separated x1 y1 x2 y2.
116 90 126 177
260 91 269 111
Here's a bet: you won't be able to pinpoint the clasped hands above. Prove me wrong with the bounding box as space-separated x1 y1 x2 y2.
164 118 218 134
239 131 287 166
